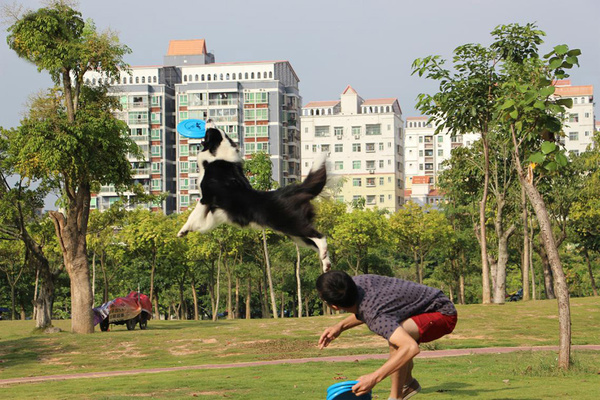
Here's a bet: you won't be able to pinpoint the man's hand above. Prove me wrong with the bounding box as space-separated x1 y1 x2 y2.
352 372 379 396
318 325 342 349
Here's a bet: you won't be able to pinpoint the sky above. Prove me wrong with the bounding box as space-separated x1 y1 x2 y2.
1 0 599 130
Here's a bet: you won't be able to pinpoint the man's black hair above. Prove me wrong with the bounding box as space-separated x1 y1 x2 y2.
316 270 358 308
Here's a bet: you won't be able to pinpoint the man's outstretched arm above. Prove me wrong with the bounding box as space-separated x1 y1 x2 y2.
318 313 364 349
352 325 420 396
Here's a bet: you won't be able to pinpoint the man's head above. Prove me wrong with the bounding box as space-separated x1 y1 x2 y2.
316 270 358 309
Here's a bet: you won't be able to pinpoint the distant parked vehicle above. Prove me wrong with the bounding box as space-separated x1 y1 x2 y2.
506 288 523 302
93 291 152 331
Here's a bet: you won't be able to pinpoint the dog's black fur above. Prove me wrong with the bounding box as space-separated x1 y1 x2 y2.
178 124 331 271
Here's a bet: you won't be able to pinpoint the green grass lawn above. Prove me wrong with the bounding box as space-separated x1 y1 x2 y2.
0 296 599 398
1 351 599 399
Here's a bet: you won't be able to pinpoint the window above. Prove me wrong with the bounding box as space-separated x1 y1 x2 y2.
151 129 162 139
353 160 361 169
151 112 161 124
151 162 161 173
569 132 579 141
419 150 424 157
151 179 162 191
180 195 189 207
321 144 330 153
179 144 188 156
438 149 443 156
180 178 189 190
334 144 343 152
425 163 434 170
256 108 268 120
366 178 375 187
379 160 384 168
352 143 361 152
352 178 362 187
366 195 376 205
437 135 443 142
315 126 330 137
352 126 361 137
366 124 381 135
334 161 344 170
179 111 188 121
379 143 384 151
425 149 433 156
419 136 423 143
312 145 317 152
179 161 189 173
151 145 162 157
366 160 375 169
569 113 579 123
151 96 161 106
380 195 385 203
379 177 384 185
334 127 343 136
366 143 375 153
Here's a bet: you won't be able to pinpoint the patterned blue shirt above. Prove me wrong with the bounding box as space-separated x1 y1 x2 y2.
353 274 457 340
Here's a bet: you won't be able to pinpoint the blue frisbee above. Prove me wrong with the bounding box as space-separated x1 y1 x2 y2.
326 381 372 400
177 119 206 139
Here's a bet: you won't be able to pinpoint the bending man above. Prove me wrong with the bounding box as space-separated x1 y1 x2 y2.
317 271 457 400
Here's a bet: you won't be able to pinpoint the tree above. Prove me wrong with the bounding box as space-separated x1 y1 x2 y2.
390 202 453 284
244 152 279 318
0 136 56 328
332 208 388 276
494 23 580 369
0 241 26 320
413 41 501 303
6 2 133 333
570 132 600 296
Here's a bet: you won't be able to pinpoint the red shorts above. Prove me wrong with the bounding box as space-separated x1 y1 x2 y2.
410 312 457 343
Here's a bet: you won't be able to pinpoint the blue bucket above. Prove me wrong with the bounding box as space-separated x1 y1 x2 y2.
326 381 372 400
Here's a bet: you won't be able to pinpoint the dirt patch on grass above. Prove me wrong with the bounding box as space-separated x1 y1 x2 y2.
243 339 316 356
105 342 145 359
37 357 72 366
445 334 491 340
168 338 218 344
190 390 239 397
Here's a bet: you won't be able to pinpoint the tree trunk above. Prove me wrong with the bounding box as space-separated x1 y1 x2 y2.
235 277 240 319
262 230 277 319
493 225 516 304
226 258 233 320
35 258 54 329
191 277 199 320
212 250 222 322
521 186 531 301
178 276 186 320
246 277 251 319
100 252 109 304
459 273 466 305
511 129 570 369
480 139 492 304
539 245 556 299
584 249 598 296
305 297 309 317
530 218 537 300
413 250 419 283
418 254 424 284
153 295 159 321
149 252 157 318
295 244 303 318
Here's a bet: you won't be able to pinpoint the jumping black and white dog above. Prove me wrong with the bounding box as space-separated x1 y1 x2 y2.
177 123 331 272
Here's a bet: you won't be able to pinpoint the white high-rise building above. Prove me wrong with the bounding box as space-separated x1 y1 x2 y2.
87 39 302 214
404 80 595 207
554 80 595 155
404 117 479 207
301 86 404 212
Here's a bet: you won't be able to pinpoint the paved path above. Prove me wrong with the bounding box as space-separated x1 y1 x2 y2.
1 345 599 386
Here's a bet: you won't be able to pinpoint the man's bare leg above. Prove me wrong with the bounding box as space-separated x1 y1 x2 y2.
388 318 419 400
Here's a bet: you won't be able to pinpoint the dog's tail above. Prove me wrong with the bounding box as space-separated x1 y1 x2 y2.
298 153 327 198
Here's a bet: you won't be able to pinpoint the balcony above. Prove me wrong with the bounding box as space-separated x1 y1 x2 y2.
131 168 150 177
208 99 238 107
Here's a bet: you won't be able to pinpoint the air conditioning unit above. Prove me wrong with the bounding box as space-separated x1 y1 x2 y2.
368 169 375 174
336 135 343 140
354 135 360 139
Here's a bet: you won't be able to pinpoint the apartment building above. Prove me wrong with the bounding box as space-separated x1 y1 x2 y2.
554 80 595 155
404 80 595 207
301 86 404 212
404 117 479 207
88 39 301 213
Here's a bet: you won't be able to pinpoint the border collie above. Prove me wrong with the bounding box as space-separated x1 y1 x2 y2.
177 123 331 272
